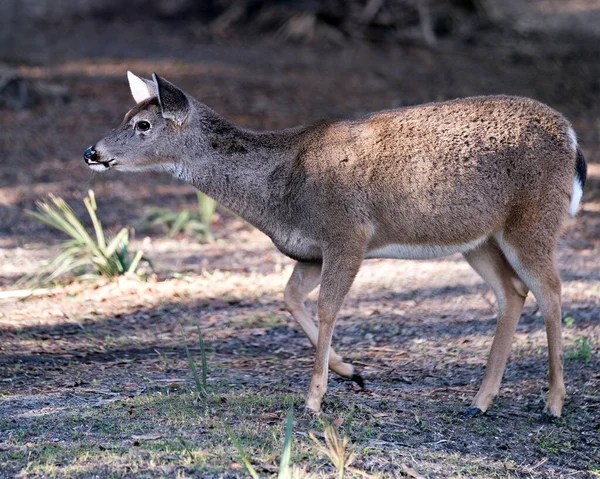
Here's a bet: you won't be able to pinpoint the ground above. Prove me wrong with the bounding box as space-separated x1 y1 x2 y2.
1 15 599 479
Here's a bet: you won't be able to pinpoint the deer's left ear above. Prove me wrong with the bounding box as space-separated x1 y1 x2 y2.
152 73 190 126
127 71 155 103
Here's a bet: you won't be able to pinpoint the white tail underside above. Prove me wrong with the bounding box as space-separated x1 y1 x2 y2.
570 177 584 216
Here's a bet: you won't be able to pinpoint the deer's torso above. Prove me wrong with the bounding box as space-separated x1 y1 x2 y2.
259 96 574 262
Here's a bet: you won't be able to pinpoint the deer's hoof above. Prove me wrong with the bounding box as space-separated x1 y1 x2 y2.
541 410 563 423
351 372 365 389
544 393 564 419
464 407 484 417
303 405 321 417
305 395 323 414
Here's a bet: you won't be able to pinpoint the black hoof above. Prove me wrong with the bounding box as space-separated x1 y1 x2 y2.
351 372 365 389
465 407 484 417
540 411 562 423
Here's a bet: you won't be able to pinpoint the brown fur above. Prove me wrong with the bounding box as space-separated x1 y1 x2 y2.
88 75 583 417
292 96 573 250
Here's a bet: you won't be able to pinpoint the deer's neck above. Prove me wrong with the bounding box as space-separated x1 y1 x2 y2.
170 116 304 237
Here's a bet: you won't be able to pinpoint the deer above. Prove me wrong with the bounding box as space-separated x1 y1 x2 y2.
84 72 586 418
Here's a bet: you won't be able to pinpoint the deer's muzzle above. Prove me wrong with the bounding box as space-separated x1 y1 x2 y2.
83 146 99 163
84 145 114 170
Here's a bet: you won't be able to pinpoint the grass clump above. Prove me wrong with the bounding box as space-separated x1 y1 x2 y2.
310 424 355 479
137 192 217 240
566 336 592 362
179 324 362 478
227 401 316 479
23 190 149 286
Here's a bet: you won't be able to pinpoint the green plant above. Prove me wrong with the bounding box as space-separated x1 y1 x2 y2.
137 192 217 240
178 437 196 463
278 402 294 479
22 190 148 286
197 324 208 392
564 316 575 328
225 423 260 479
566 336 592 362
197 192 217 240
181 325 208 396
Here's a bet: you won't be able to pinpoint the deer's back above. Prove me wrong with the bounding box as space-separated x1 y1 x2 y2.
293 95 576 248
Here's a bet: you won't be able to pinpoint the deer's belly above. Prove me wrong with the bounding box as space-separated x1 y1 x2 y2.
365 236 486 260
271 230 323 263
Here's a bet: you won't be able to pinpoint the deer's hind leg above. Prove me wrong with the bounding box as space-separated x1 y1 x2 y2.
284 261 361 384
463 238 529 415
496 228 566 417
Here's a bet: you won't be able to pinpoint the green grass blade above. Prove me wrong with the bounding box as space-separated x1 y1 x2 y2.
27 207 82 242
344 405 355 439
168 210 191 238
88 189 97 210
36 246 84 278
198 192 217 225
197 192 217 240
84 192 106 250
51 195 98 250
104 228 129 258
49 196 104 262
23 247 85 286
196 324 208 392
127 249 144 274
178 437 195 463
182 219 208 233
181 327 204 395
278 401 294 479
225 423 260 479
45 256 90 283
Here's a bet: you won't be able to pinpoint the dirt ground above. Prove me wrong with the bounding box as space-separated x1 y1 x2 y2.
1 13 599 479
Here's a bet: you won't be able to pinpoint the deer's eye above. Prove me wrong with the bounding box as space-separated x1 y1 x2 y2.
136 120 151 131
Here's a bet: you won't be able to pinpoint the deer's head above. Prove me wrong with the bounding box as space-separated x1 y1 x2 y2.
84 72 195 173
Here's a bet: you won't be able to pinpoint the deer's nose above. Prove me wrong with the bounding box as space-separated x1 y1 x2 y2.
83 146 98 163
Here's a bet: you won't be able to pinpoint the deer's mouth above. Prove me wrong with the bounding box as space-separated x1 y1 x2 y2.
87 159 116 171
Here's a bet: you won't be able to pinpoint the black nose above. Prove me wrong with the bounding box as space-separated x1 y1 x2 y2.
84 146 98 163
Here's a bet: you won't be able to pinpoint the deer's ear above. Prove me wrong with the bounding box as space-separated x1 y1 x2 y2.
152 73 190 126
127 71 155 103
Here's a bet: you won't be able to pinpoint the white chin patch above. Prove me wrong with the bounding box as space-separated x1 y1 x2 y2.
88 164 109 172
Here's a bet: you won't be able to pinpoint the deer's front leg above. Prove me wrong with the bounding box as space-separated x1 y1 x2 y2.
284 261 359 381
305 249 364 412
